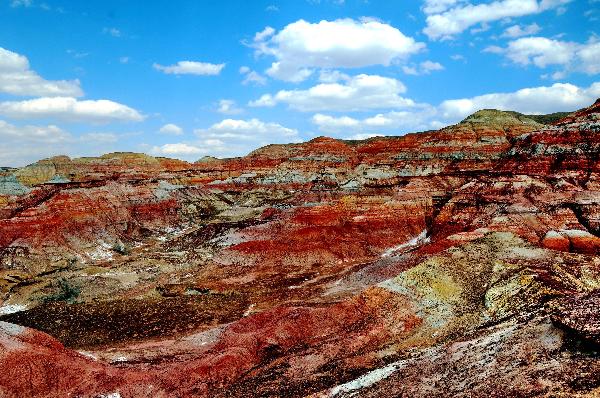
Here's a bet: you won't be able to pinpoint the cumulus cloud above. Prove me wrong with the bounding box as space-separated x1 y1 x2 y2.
486 36 600 76
197 118 298 140
158 123 183 135
217 99 243 115
151 143 204 156
318 70 351 83
0 119 73 166
347 133 385 140
501 23 541 38
402 66 418 75
251 18 424 82
311 114 360 131
0 47 83 97
0 47 144 128
403 61 445 75
153 61 225 76
422 0 466 14
249 74 416 112
239 66 267 85
439 82 600 119
423 0 571 40
312 108 444 135
0 119 70 142
421 60 445 73
0 96 145 123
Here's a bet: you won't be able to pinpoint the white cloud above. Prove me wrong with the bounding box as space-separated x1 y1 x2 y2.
153 61 225 76
402 66 418 75
421 60 445 73
311 107 443 135
422 0 466 14
487 36 600 76
243 71 267 85
403 60 445 75
0 119 73 166
158 123 183 135
347 133 384 140
266 63 313 83
439 82 600 119
501 23 541 38
470 22 491 34
0 47 83 97
249 94 277 108
192 118 300 158
500 37 574 67
151 143 204 156
423 0 571 40
0 96 145 123
251 18 424 82
249 74 416 112
254 26 276 42
197 118 298 140
239 66 267 85
119 56 130 64
579 42 600 74
484 45 504 54
217 99 243 115
0 119 70 142
312 113 360 131
318 70 351 83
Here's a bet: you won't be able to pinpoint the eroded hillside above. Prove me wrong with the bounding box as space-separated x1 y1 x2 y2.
0 101 599 397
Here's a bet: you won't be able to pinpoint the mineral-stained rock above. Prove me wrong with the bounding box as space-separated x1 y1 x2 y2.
319 315 600 398
551 290 600 345
1 101 600 397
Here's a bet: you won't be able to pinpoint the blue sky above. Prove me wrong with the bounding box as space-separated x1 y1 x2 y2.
0 0 598 166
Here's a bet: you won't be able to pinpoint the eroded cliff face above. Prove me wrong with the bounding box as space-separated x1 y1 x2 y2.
0 102 599 397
